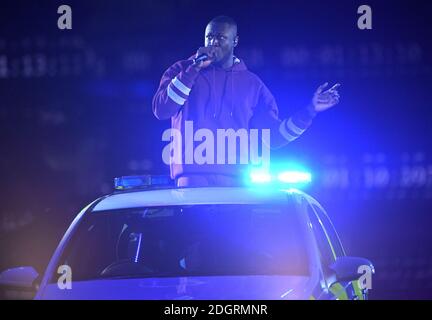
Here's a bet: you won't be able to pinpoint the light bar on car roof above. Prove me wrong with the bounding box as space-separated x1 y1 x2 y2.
114 175 172 190
247 169 312 186
277 171 312 184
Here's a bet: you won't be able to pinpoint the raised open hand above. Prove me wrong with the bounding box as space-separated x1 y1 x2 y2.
312 82 341 112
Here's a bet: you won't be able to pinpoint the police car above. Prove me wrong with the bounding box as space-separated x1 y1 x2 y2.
0 172 374 300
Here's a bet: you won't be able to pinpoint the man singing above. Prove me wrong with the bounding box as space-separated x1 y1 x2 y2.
152 16 340 187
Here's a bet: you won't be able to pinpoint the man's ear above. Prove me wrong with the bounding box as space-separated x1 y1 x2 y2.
233 36 239 47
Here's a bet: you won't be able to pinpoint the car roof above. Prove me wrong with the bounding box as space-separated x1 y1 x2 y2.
92 187 305 212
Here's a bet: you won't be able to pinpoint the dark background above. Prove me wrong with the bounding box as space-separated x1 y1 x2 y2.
0 0 431 299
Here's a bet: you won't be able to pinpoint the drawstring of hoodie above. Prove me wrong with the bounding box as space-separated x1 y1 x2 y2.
212 57 236 119
212 67 216 118
230 68 234 117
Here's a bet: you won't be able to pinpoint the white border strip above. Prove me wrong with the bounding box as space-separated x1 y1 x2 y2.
279 119 299 142
167 85 186 105
286 118 305 136
171 77 191 96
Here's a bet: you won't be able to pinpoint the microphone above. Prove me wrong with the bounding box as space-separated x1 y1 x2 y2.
193 53 210 65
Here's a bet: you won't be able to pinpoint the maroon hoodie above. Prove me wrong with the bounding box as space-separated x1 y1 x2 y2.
152 56 316 180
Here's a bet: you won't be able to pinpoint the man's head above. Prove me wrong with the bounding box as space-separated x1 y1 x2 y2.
204 16 239 66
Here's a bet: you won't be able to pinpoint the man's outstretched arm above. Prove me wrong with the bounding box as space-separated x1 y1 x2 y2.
250 82 341 149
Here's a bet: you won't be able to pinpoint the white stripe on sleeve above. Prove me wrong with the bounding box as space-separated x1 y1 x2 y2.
286 118 306 136
167 85 186 105
171 77 191 96
279 119 299 142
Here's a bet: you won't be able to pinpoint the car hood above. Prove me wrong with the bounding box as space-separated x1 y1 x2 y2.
38 275 314 300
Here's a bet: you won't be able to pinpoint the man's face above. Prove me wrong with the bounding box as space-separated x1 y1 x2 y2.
204 22 237 64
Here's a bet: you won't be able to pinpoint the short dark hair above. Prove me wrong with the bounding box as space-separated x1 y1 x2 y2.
208 15 238 35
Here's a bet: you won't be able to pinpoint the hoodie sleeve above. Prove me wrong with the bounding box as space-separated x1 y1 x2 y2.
152 60 200 120
249 82 317 149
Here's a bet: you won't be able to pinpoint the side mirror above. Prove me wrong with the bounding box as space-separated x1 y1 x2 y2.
0 267 40 300
329 256 375 282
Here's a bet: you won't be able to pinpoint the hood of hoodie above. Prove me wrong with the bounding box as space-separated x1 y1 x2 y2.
187 55 247 120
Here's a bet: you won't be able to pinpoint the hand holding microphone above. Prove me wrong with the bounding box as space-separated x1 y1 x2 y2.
192 46 217 70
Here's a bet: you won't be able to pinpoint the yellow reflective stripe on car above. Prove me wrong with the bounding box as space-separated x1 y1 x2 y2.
329 283 348 300
352 280 364 300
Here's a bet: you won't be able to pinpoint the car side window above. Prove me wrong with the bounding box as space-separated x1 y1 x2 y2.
307 204 336 268
311 204 345 258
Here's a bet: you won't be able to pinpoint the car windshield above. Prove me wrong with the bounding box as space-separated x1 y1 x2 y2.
54 202 311 282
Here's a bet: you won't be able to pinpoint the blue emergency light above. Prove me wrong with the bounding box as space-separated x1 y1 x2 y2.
247 169 312 186
277 171 312 184
114 175 173 190
250 171 272 183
